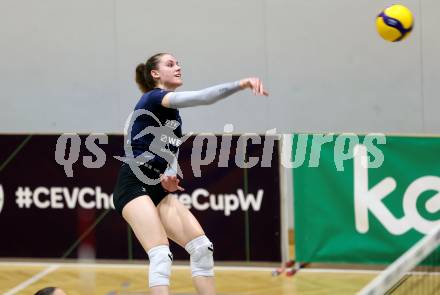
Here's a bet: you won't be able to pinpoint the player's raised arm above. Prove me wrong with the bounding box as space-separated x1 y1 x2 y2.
161 77 268 109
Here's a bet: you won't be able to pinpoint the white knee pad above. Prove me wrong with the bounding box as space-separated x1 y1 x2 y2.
185 235 214 277
147 245 173 287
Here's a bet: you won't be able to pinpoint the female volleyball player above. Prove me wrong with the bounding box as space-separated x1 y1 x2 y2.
113 53 268 295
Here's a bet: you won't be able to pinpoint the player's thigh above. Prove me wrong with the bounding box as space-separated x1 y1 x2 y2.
157 195 205 247
122 195 169 251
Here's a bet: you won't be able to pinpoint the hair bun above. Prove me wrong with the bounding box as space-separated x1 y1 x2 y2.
136 63 146 71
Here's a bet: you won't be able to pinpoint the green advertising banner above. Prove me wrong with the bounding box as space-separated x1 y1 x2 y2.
293 134 440 264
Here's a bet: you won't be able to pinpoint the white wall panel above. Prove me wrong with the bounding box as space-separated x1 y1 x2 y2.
0 0 118 132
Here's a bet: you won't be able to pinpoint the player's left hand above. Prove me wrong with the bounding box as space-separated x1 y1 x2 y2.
160 174 184 193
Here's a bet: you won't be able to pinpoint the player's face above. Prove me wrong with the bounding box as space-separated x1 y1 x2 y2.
156 54 182 90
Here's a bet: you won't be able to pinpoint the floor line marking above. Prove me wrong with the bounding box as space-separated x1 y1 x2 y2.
0 261 390 274
4 264 59 295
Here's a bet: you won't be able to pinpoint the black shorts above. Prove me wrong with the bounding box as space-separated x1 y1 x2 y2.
112 163 168 214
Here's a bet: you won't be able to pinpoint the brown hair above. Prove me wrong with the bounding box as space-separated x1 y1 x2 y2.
34 287 56 295
135 53 167 93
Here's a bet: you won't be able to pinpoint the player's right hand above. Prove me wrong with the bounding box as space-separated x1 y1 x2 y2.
239 77 269 96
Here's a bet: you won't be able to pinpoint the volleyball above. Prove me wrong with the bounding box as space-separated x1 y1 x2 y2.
376 4 414 42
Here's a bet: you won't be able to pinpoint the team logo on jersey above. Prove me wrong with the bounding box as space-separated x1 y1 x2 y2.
0 185 4 214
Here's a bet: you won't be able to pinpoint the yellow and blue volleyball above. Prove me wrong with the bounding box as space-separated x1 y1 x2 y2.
376 4 414 42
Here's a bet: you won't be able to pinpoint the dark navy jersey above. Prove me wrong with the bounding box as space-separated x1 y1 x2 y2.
128 88 182 171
